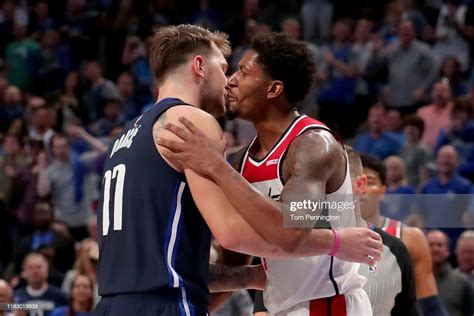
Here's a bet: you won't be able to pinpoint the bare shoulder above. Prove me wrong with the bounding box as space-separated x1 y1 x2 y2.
153 105 222 141
283 128 343 178
153 105 223 171
402 226 429 259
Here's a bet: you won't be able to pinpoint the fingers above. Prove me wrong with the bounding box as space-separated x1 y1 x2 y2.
164 123 189 141
365 247 382 262
179 116 205 136
368 230 382 242
367 238 383 253
156 138 187 153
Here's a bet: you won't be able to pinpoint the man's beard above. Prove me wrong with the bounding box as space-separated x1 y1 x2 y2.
224 102 240 120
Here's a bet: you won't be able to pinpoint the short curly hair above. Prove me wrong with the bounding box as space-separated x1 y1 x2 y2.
250 32 316 105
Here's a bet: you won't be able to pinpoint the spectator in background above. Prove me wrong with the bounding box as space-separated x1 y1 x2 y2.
0 279 13 309
400 0 431 41
0 85 24 133
30 30 70 96
82 61 121 123
318 19 358 137
88 98 126 137
56 72 83 130
455 230 474 290
15 149 47 237
28 0 56 36
116 72 139 120
354 103 403 159
378 2 403 44
435 99 474 162
28 105 55 158
13 253 67 316
121 35 153 106
4 23 39 91
434 0 469 72
439 56 468 98
229 19 257 72
385 108 405 144
13 202 76 277
0 133 29 216
52 274 94 316
372 20 438 114
401 115 433 188
61 240 99 306
417 79 454 150
300 0 334 44
37 134 100 241
381 156 415 222
352 18 376 128
416 145 471 244
427 230 473 316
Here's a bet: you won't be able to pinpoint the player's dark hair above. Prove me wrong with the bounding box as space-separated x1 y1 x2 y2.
360 153 387 185
250 32 316 105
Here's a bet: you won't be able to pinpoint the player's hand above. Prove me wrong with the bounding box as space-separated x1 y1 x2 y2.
336 228 383 266
157 116 227 176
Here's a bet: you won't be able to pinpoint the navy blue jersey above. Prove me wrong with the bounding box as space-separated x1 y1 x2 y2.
97 98 212 309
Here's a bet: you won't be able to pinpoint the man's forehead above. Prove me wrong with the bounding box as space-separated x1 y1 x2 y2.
238 50 259 69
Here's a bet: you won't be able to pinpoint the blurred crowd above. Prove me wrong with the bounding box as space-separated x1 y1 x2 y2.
0 0 474 315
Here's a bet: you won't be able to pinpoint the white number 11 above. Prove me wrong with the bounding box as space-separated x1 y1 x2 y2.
102 164 126 236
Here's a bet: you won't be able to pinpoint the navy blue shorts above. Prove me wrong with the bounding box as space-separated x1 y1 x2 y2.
94 292 208 316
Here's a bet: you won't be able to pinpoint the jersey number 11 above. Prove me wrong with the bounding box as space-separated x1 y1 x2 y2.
102 164 126 236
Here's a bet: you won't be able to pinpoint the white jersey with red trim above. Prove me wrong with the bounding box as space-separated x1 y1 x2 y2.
239 115 367 314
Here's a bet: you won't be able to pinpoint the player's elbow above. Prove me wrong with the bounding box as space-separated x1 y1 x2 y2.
215 233 241 252
279 228 310 254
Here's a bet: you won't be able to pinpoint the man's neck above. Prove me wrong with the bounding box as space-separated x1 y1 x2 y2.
73 300 89 313
367 210 384 227
434 101 449 109
432 261 448 276
252 110 299 157
438 172 454 185
370 129 382 138
26 283 48 295
157 79 201 109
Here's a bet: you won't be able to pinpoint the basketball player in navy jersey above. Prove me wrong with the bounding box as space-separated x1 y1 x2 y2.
158 33 383 315
96 25 382 316
359 154 448 316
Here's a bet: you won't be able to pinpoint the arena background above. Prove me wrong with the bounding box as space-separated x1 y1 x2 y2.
0 0 473 315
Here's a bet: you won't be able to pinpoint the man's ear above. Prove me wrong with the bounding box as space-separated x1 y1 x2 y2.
267 80 284 100
357 174 368 195
192 55 205 79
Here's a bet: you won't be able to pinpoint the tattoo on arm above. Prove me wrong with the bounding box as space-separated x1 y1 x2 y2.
208 264 253 292
153 111 168 132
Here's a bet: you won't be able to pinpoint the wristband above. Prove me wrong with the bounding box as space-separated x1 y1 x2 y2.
329 228 341 256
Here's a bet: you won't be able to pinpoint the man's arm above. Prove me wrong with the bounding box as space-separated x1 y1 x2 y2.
158 116 382 264
154 106 297 256
403 227 438 299
208 264 265 293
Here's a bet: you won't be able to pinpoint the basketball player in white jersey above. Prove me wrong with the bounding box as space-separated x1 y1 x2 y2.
158 33 376 315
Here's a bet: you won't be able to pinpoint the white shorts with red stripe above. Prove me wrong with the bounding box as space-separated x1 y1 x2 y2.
272 289 372 316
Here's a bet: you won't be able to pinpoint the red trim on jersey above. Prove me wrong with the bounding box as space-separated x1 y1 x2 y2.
310 297 327 316
332 295 348 316
242 116 329 183
309 295 347 316
381 217 402 238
